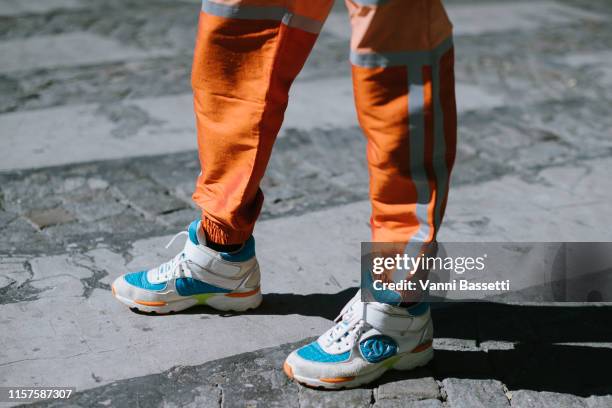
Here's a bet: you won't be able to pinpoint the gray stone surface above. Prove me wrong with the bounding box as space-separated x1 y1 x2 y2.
510 390 588 408
443 378 510 407
377 377 441 401
585 395 612 408
26 340 306 408
14 334 612 407
298 387 372 408
374 399 444 408
1 0 612 407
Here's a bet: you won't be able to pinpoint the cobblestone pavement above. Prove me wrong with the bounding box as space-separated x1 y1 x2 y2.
1 0 612 407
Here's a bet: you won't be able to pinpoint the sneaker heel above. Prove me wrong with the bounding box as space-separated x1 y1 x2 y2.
393 343 434 370
206 289 263 312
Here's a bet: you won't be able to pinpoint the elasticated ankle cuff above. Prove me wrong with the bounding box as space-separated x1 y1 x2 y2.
200 213 252 245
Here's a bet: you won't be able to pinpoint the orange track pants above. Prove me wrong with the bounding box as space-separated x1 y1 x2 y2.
191 0 457 246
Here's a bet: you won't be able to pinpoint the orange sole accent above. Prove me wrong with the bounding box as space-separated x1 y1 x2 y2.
411 339 433 353
319 376 356 384
225 288 260 298
134 300 167 307
283 361 294 379
111 284 116 296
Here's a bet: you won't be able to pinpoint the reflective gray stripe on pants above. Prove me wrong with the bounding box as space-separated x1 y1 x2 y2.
281 13 324 34
202 0 323 34
369 40 453 265
349 37 453 68
407 65 432 256
352 0 391 5
432 52 449 233
391 65 431 279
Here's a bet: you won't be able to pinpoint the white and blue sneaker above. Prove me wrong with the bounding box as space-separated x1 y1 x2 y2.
284 291 433 389
112 220 262 314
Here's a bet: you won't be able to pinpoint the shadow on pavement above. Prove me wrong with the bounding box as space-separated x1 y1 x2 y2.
156 288 612 395
381 302 612 396
179 287 359 320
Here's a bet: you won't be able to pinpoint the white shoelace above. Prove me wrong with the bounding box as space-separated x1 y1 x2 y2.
150 231 191 282
326 300 366 350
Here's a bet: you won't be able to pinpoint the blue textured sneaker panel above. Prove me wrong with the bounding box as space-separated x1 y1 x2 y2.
124 271 167 291
297 342 351 363
175 277 231 296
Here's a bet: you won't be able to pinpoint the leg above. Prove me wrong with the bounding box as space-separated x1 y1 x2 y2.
191 0 334 244
284 0 456 388
113 0 334 314
349 0 457 245
351 0 457 303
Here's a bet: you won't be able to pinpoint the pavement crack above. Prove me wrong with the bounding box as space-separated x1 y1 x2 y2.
503 383 513 404
370 388 377 406
68 253 111 298
438 380 448 404
0 259 46 305
158 207 186 216
0 351 91 368
297 386 303 408
23 259 34 279
216 383 224 408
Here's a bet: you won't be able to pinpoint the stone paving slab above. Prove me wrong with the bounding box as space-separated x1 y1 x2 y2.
20 336 612 408
447 1 604 36
373 399 444 408
0 0 82 17
443 378 510 407
0 95 196 171
25 339 308 408
376 377 441 401
510 390 588 408
0 32 172 74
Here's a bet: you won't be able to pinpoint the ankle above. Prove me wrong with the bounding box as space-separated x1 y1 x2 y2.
203 230 243 253
206 240 243 253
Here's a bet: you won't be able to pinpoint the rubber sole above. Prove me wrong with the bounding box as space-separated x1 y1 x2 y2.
112 284 262 314
284 344 434 390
